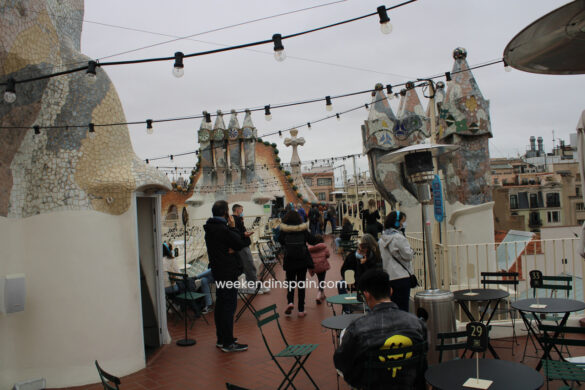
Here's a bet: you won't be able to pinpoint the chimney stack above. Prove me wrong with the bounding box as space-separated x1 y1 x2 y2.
530 136 536 151
537 136 544 155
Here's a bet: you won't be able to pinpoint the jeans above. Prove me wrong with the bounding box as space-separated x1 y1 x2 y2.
286 268 307 312
197 269 214 307
215 286 237 347
325 217 336 233
390 277 411 312
239 246 257 282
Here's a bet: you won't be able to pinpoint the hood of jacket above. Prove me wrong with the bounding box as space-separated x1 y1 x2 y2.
279 221 309 233
203 217 226 233
378 228 400 249
308 242 327 253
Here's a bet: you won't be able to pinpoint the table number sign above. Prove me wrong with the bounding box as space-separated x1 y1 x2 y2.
463 322 493 389
529 270 546 308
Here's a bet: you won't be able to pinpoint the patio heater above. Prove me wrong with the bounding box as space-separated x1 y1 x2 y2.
382 143 458 364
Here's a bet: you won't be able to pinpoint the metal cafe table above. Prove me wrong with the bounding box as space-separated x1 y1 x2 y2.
325 293 364 316
453 288 510 359
321 313 364 348
512 297 585 371
425 358 543 390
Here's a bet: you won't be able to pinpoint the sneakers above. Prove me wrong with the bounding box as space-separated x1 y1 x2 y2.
284 303 294 316
316 291 323 304
298 311 307 318
221 343 248 353
216 338 238 348
201 306 213 314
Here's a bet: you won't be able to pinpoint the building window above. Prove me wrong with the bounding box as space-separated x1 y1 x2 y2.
318 192 326 201
510 195 518 209
529 211 541 227
577 186 581 197
547 211 560 223
577 202 585 211
546 192 560 208
494 178 499 184
304 178 313 186
317 178 332 186
529 193 538 209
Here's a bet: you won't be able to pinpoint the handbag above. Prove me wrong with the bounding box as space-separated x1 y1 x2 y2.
392 254 419 288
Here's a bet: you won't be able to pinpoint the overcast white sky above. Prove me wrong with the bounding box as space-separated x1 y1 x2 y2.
81 0 582 183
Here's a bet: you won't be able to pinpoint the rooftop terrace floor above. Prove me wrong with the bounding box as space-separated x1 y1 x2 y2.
56 235 585 390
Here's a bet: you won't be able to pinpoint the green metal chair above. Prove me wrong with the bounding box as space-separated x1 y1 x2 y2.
95 360 121 390
254 304 319 390
436 326 492 362
167 272 208 328
364 341 427 390
540 324 585 389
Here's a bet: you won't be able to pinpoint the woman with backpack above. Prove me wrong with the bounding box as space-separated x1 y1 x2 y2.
308 235 331 304
278 210 318 317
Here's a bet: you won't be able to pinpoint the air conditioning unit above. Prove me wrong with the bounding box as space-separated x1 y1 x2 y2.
12 378 46 390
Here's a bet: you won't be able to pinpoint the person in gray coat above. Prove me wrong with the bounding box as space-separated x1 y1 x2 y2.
378 210 414 312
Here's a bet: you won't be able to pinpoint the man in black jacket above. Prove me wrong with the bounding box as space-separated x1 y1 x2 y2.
204 200 247 352
334 269 427 389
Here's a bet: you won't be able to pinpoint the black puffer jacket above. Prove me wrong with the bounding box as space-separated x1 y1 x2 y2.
334 302 427 390
203 217 246 282
278 222 318 271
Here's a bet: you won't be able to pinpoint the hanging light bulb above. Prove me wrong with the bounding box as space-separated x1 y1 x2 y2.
445 71 452 82
264 105 272 121
204 111 211 123
336 113 341 121
307 122 311 130
88 123 96 139
279 130 283 138
377 6 392 34
33 125 40 135
173 52 184 78
86 60 97 82
325 96 333 111
364 103 369 110
146 159 149 164
146 119 153 135
503 59 512 72
170 155 174 161
272 34 286 62
4 78 16 103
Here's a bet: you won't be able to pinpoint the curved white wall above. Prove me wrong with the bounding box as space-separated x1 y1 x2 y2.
0 207 144 388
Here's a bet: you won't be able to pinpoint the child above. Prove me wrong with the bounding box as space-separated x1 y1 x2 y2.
308 235 331 304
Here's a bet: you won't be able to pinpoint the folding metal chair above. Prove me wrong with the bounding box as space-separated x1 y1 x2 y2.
167 272 208 328
258 244 279 281
523 273 573 361
540 324 585 389
436 326 492 362
95 360 121 390
235 282 261 322
480 271 520 354
254 304 319 390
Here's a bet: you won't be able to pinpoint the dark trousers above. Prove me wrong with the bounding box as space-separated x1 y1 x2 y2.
215 286 237 347
390 277 411 312
286 268 307 312
316 272 326 292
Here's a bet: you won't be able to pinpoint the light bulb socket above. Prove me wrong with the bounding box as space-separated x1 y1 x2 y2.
365 103 369 109
279 131 282 137
87 61 97 76
400 89 407 96
205 112 211 123
406 81 415 90
33 125 40 135
325 96 332 110
170 155 174 161
264 105 271 116
146 119 153 129
146 159 149 164
445 71 452 82
88 123 95 133
174 52 184 69
436 81 445 89
386 84 392 95
377 6 390 24
336 113 340 120
272 34 284 52
307 122 311 129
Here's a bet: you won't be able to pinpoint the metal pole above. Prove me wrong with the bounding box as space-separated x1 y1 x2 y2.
418 183 438 290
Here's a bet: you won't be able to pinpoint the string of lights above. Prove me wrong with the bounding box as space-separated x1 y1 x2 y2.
0 57 503 134
0 1 414 90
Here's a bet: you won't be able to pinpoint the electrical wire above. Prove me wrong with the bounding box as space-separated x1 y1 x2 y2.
0 1 416 86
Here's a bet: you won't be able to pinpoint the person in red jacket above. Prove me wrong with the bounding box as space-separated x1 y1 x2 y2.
308 235 331 304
